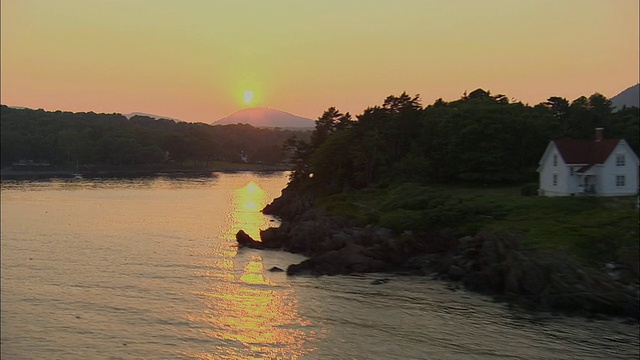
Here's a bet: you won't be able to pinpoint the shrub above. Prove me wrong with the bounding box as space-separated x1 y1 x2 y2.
520 183 539 196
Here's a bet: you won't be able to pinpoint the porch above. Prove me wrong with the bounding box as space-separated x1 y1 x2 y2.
577 174 597 195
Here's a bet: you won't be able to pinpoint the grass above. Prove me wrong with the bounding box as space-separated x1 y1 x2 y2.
484 194 638 265
320 183 639 266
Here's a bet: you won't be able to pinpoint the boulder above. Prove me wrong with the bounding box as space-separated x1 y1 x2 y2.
458 235 483 249
286 259 315 275
448 265 466 281
285 220 325 254
263 188 316 220
236 230 263 249
259 227 286 248
236 230 281 249
517 258 548 296
414 231 458 254
287 243 389 276
311 233 347 254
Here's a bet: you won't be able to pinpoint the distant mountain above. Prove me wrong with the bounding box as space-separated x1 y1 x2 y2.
611 84 639 110
123 112 183 122
213 107 315 128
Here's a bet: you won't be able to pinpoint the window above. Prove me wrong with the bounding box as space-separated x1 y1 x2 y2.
552 174 558 186
616 154 625 166
570 167 574 176
553 155 557 166
616 175 625 187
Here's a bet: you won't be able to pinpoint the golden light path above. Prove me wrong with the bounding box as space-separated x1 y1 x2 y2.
232 181 264 240
186 180 315 359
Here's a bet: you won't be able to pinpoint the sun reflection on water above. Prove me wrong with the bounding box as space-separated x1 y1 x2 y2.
231 181 271 240
186 179 314 359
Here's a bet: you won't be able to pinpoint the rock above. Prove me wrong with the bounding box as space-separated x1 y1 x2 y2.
459 235 483 249
263 188 316 220
261 189 640 319
237 229 282 250
461 247 480 259
236 230 265 249
406 254 437 270
287 243 389 276
311 233 347 254
269 266 284 272
479 237 501 265
363 237 408 265
260 227 286 248
617 245 639 279
371 278 390 285
462 271 486 291
416 231 457 254
518 259 548 296
286 260 315 275
504 270 520 294
448 265 466 281
480 263 506 292
285 218 342 254
459 258 477 272
446 284 460 292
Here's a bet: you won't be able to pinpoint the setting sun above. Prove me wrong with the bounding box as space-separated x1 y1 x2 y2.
1 1 638 359
243 90 254 105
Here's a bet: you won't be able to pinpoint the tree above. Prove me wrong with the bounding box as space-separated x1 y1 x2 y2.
543 96 570 120
310 107 351 147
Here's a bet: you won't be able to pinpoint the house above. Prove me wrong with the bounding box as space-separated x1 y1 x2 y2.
537 128 639 196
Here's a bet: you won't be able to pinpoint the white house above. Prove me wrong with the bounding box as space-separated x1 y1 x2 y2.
538 128 639 196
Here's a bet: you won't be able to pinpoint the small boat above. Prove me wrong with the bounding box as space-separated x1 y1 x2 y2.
73 160 83 179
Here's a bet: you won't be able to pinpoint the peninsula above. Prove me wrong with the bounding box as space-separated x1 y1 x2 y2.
237 90 640 319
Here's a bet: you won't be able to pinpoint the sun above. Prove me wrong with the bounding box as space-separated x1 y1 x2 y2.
243 90 254 105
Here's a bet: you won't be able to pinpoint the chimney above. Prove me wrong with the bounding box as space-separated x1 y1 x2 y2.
595 127 604 142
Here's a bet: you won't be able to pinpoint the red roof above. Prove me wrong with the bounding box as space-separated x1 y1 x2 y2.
554 139 620 167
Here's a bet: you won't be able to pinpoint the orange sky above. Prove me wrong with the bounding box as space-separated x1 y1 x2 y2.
1 0 638 122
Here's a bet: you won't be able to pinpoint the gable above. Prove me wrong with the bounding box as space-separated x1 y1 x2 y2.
537 142 557 170
609 139 640 165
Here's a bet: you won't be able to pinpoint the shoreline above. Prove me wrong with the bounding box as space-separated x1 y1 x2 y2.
238 187 640 320
0 164 291 179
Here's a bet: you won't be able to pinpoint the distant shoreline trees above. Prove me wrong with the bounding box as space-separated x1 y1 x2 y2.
0 106 305 169
2 89 637 185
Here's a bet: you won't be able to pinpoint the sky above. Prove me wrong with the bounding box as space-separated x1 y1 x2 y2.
1 0 638 123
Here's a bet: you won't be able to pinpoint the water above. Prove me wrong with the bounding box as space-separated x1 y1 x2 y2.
1 172 638 359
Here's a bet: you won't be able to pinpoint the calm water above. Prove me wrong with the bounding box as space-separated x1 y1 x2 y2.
1 172 638 359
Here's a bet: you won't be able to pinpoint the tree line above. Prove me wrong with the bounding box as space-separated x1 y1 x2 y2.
0 106 306 168
288 89 639 191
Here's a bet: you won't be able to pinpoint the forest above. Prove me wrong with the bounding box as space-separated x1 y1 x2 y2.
287 89 639 191
2 89 638 182
258 91 639 318
0 106 305 169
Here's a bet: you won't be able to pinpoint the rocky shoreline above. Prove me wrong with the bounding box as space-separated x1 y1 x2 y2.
237 188 640 320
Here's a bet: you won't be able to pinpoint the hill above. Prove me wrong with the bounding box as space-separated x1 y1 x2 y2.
213 107 315 128
611 84 639 110
123 112 183 122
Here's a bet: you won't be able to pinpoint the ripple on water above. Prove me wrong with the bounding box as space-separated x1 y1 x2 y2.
1 174 638 360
